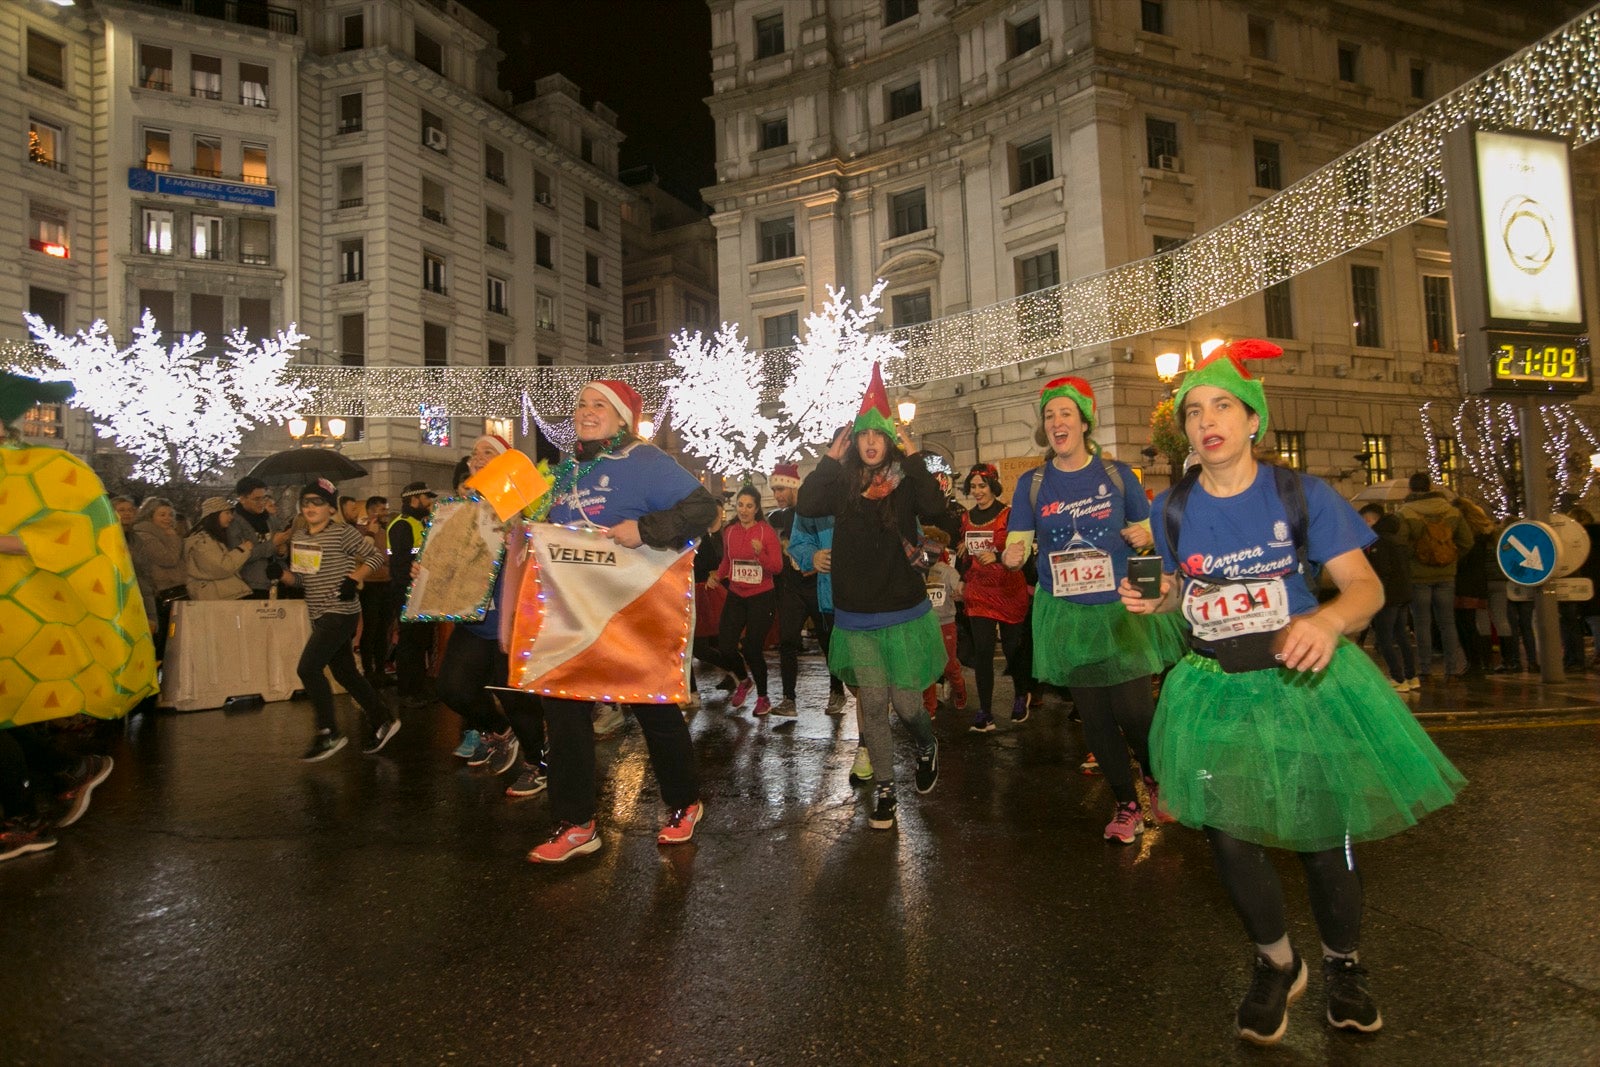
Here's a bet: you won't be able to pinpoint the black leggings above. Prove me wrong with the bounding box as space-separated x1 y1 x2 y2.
296 611 387 734
1070 676 1154 806
718 589 776 697
435 628 511 735
968 615 1031 712
1205 826 1363 953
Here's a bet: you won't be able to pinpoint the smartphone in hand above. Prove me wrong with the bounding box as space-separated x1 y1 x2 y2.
1127 555 1163 599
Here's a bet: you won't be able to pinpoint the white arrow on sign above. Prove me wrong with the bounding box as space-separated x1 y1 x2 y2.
1506 534 1544 571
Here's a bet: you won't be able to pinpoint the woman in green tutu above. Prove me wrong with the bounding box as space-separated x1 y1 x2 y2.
797 364 949 831
1121 339 1464 1047
1000 376 1186 844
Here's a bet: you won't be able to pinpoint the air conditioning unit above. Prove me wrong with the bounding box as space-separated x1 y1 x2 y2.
1157 154 1182 173
535 191 553 206
424 126 448 151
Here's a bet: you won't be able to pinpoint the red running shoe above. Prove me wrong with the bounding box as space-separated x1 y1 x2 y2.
657 801 704 845
527 821 601 863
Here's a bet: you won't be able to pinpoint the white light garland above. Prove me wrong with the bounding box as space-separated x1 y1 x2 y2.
1422 397 1600 519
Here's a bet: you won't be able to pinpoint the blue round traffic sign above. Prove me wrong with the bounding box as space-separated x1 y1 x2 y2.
1498 520 1558 585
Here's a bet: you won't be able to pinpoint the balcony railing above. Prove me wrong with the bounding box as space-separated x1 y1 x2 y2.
487 237 508 250
338 197 363 209
141 76 172 92
337 118 363 134
240 252 270 265
119 0 298 35
29 154 65 173
423 282 448 296
193 248 223 261
421 207 446 225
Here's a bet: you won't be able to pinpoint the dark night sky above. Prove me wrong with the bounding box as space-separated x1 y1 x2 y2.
460 0 716 206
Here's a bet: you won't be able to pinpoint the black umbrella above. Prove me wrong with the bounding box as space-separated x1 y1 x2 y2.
247 447 368 484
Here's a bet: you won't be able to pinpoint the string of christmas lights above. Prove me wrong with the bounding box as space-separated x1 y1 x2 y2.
1422 397 1600 519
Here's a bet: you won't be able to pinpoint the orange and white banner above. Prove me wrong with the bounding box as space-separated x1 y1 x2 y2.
508 523 694 704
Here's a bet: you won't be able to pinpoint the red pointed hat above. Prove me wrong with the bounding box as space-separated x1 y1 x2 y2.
582 380 643 433
852 363 896 438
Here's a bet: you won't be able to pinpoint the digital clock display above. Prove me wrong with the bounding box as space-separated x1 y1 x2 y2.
1486 332 1591 393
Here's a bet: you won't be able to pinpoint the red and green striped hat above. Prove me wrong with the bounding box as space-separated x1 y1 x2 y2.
852 363 896 439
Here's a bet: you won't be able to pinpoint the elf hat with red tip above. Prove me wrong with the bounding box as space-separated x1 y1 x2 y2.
1173 338 1284 439
852 363 896 439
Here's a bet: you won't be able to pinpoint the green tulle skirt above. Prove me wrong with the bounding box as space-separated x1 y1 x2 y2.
829 610 946 690
1030 595 1188 688
1150 639 1466 851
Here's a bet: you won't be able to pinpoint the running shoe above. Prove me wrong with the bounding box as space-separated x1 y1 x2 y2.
770 697 797 717
505 763 548 797
753 696 771 717
1403 678 1421 692
593 702 625 740
464 735 492 766
1324 956 1383 1032
55 755 114 828
526 821 602 863
453 729 481 759
914 740 939 794
1143 776 1178 824
1236 952 1307 1046
362 717 402 755
300 731 347 762
657 801 704 844
1079 752 1100 775
848 747 873 785
0 817 57 863
868 785 897 830
825 691 847 715
1010 695 1030 723
1103 802 1144 844
730 679 753 707
483 729 521 775
969 709 996 733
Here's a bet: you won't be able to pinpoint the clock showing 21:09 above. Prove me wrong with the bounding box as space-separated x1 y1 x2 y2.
1488 331 1591 391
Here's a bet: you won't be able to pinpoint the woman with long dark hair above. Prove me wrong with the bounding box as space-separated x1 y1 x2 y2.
704 485 782 717
959 464 1034 731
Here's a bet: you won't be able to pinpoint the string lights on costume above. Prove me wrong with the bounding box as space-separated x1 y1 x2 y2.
22 312 309 482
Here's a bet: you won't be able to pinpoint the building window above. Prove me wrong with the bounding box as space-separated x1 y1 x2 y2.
340 313 364 366
239 218 270 265
585 252 601 287
1014 135 1054 192
339 239 364 282
29 286 67 331
1410 61 1428 100
885 0 918 26
1009 16 1042 58
422 177 447 225
415 30 443 75
892 290 932 326
27 30 65 89
240 63 269 107
28 204 68 259
191 54 222 100
584 197 600 230
487 275 508 314
485 207 508 250
238 297 271 338
890 188 927 237
580 135 594 164
143 129 171 172
758 115 788 151
421 109 447 152
536 292 556 331
1362 434 1391 484
586 310 603 344
337 164 363 208
487 341 508 368
755 13 785 59
139 45 172 91
1248 17 1274 61
139 289 175 332
758 217 796 262
191 293 225 341
1263 281 1294 340
534 170 553 206
1273 430 1305 472
1146 118 1179 169
762 311 798 349
241 144 268 185
627 295 656 327
1337 42 1359 83
1351 265 1381 347
485 143 507 184
192 215 222 260
1253 139 1282 190
29 118 64 171
1435 435 1457 488
193 136 223 178
686 298 708 328
341 13 364 51
1424 276 1456 353
423 252 447 295
1018 249 1059 294
887 81 922 121
338 93 363 133
19 401 63 441
535 231 553 269
142 209 174 255
1140 0 1165 35
423 322 448 366
1153 235 1187 254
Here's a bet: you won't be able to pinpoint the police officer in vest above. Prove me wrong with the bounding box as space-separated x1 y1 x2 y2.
387 481 438 708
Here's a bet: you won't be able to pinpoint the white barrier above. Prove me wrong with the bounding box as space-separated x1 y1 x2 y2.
161 599 340 711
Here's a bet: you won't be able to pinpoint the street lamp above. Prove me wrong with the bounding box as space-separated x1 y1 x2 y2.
287 415 346 448
896 393 917 424
1155 351 1184 382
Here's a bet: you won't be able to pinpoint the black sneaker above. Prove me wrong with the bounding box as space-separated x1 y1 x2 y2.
868 785 897 830
300 731 348 763
363 716 402 755
55 754 114 828
914 740 939 794
0 817 58 863
1236 951 1307 1046
1324 956 1383 1032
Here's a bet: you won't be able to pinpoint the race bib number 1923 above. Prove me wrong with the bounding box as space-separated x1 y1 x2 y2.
730 561 763 586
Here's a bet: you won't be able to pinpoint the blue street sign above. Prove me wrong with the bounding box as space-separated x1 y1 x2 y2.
1498 520 1558 585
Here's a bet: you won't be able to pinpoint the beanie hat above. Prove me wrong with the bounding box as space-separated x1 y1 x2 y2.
1038 376 1096 431
852 363 896 439
582 380 643 433
769 463 801 490
300 478 338 507
400 481 439 499
475 433 510 456
1172 338 1284 440
964 463 1003 497
0 372 73 426
199 496 231 521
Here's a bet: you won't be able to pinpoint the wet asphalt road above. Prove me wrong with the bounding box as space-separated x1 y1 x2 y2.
2 660 1598 1066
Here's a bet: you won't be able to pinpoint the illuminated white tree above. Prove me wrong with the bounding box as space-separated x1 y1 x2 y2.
1421 398 1600 519
24 311 310 483
662 322 775 479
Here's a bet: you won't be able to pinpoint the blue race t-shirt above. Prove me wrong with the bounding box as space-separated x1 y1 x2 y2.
1150 465 1373 616
1009 458 1149 605
545 441 704 527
